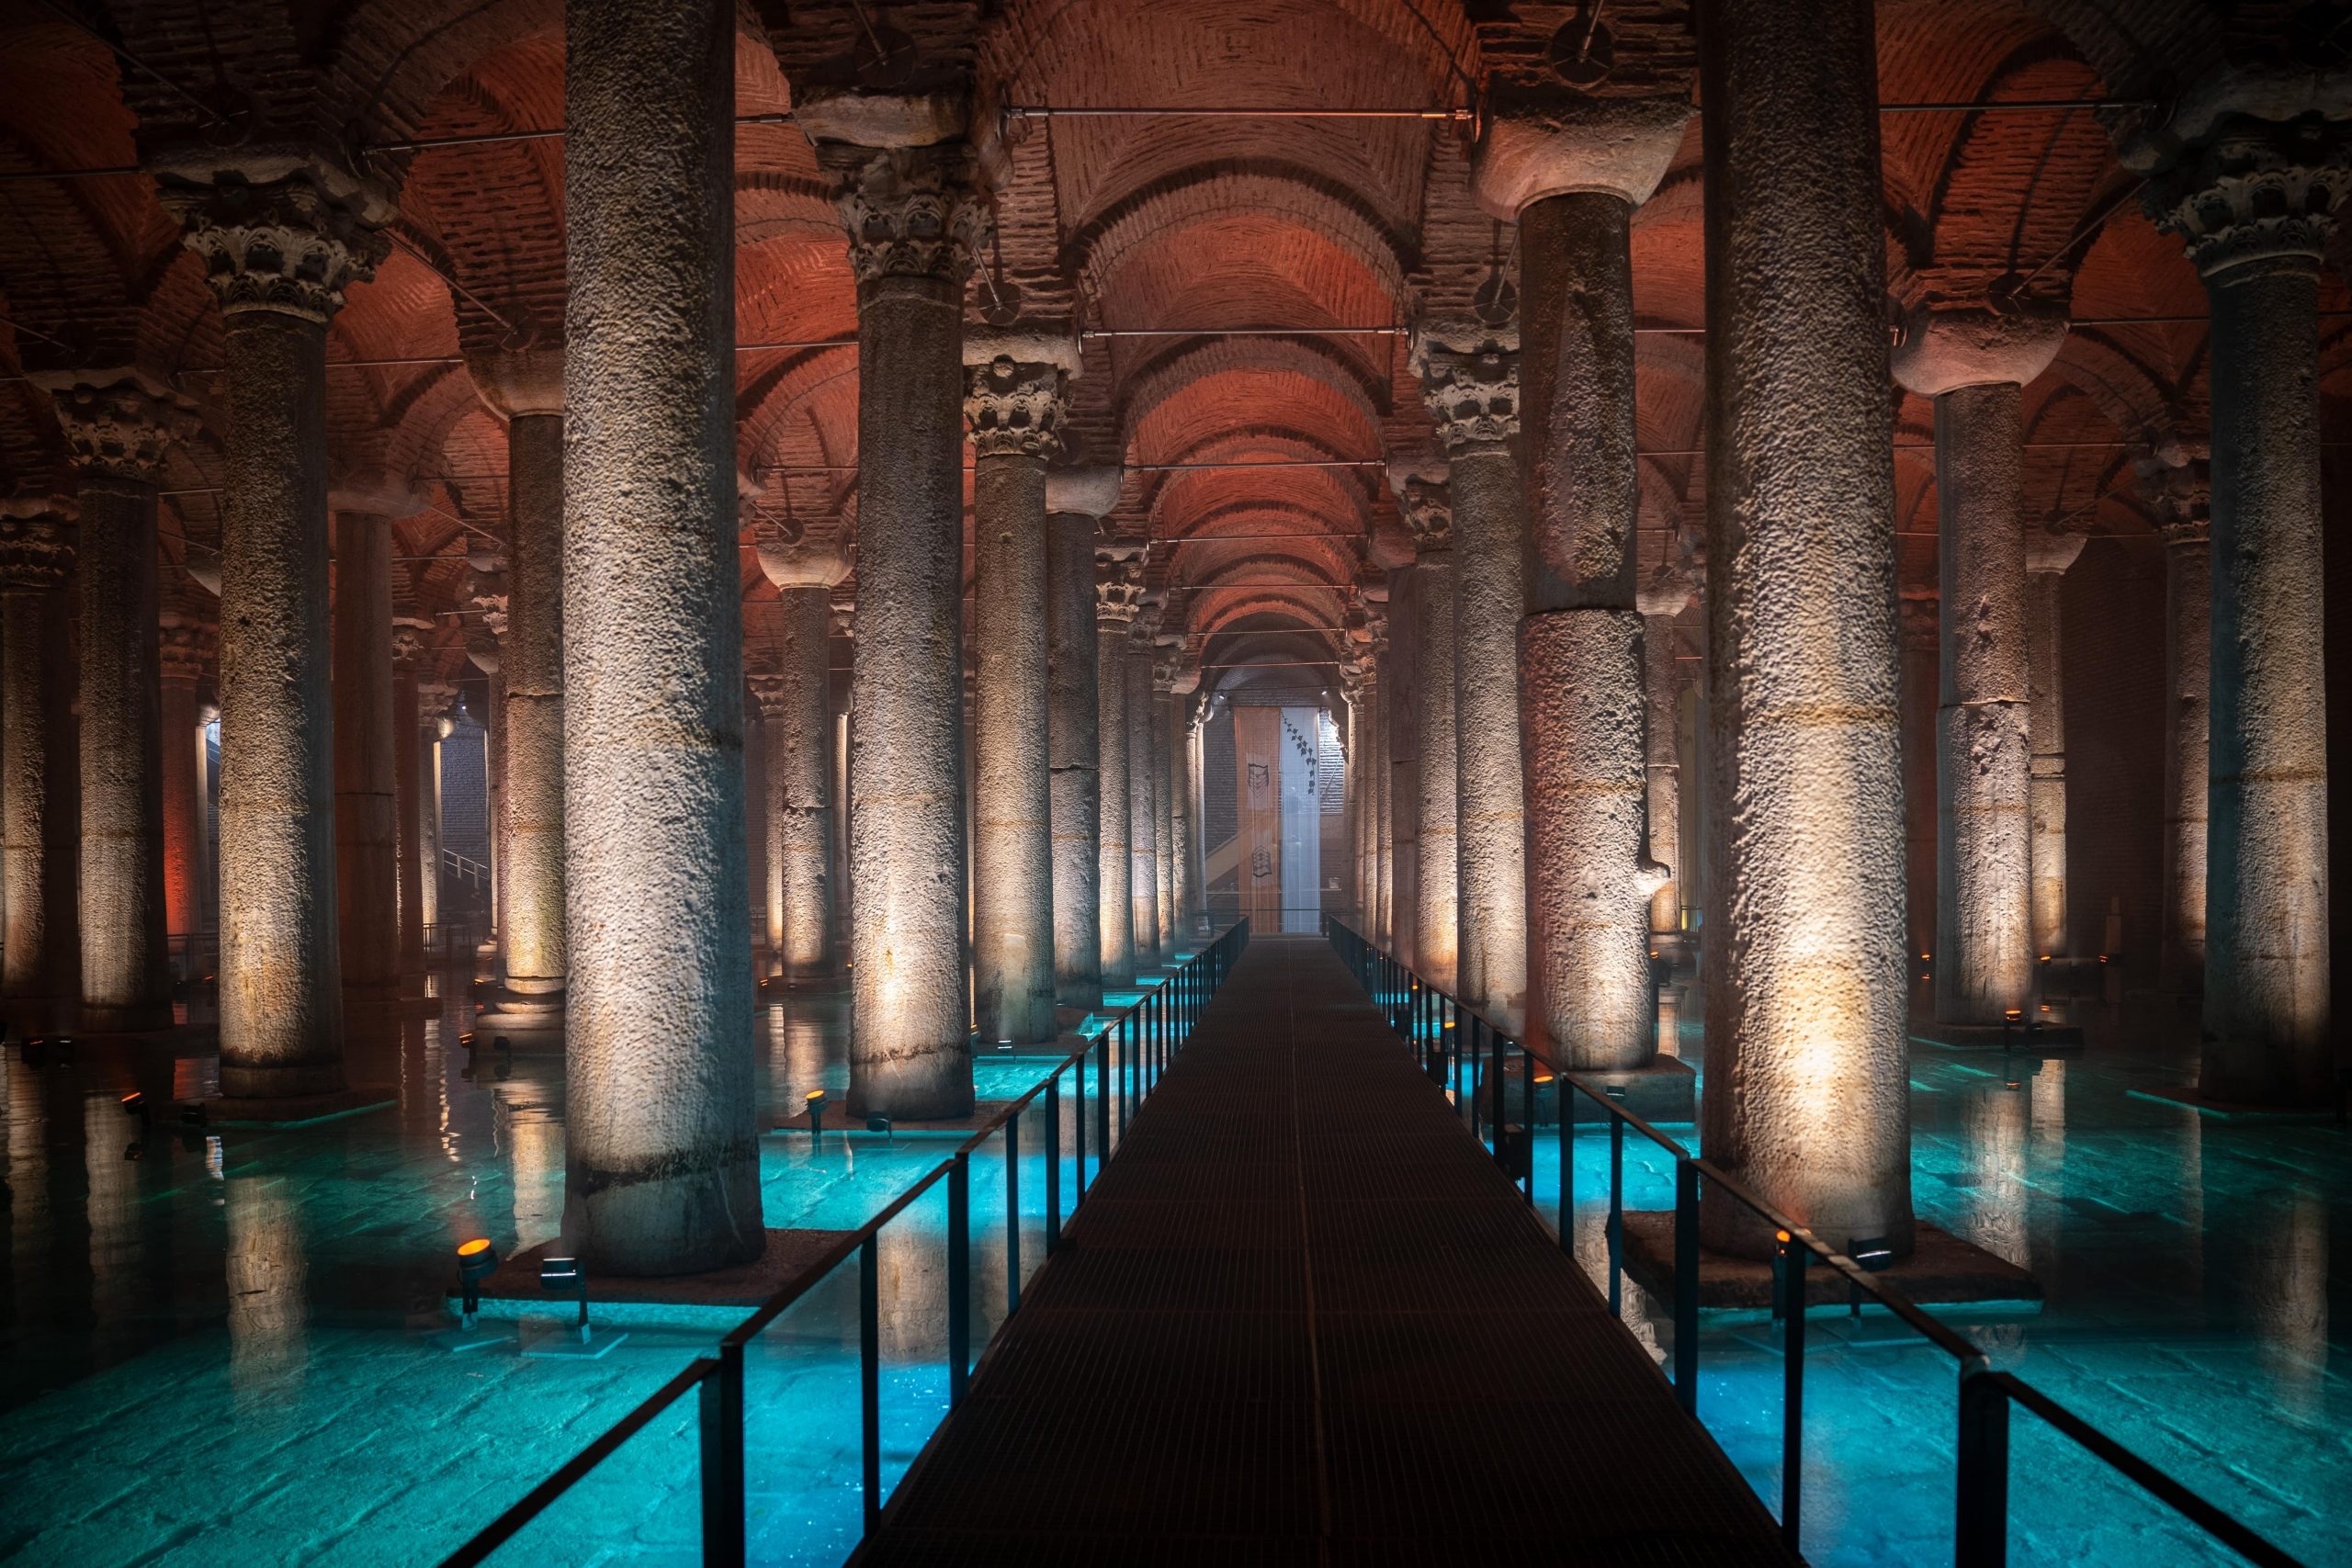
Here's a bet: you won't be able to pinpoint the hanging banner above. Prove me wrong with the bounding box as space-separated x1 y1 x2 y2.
1234 705 1283 931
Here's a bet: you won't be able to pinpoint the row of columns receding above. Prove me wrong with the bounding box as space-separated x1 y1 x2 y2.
6 2 2339 1274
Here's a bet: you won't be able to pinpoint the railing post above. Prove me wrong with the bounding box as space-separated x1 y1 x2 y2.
1608 1113 1625 1316
1781 1237 1807 1554
1045 1074 1062 1255
1956 1364 2010 1568
860 1235 881 1537
1559 1077 1575 1256
1674 1156 1699 1416
1096 1032 1112 1165
1073 1048 1089 1208
1005 1111 1022 1317
698 1345 745 1568
1519 1040 1535 1202
948 1152 971 1407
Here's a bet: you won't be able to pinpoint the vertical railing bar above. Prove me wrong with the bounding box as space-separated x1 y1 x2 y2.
1608 1112 1625 1316
1005 1110 1022 1318
1782 1237 1807 1553
1956 1363 2010 1568
1674 1156 1700 1416
948 1152 970 1408
860 1235 881 1538
1045 1072 1062 1255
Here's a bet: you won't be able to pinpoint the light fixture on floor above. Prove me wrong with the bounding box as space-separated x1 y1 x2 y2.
539 1255 592 1340
806 1089 827 1141
457 1237 500 1328
1845 1235 1894 1317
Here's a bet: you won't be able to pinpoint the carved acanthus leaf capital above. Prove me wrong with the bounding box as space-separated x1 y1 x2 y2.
158 168 391 323
0 509 74 592
1096 558 1145 625
416 681 459 726
1393 475 1453 554
390 615 435 671
747 672 793 720
2131 435 2211 542
818 141 988 286
40 374 198 483
157 610 215 682
1408 319 1520 451
964 355 1069 459
2143 116 2352 278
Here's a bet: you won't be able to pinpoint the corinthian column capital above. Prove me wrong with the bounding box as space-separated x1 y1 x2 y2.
2131 436 2211 544
747 671 793 721
38 372 198 483
755 515 854 590
1390 468 1453 554
0 503 74 592
158 610 216 684
1096 558 1146 625
963 327 1080 460
2134 110 2352 279
815 138 988 287
155 162 392 322
1408 318 1521 453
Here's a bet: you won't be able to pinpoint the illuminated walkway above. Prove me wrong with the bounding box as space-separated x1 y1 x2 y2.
859 933 1795 1562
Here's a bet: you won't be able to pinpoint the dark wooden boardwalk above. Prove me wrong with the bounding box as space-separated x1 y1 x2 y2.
858 933 1796 1565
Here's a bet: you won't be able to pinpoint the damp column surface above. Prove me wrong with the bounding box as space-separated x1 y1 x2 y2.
1096 561 1141 985
801 96 985 1120
331 507 400 1002
563 0 761 1271
1395 474 1460 994
159 615 212 942
0 509 73 1010
2024 528 2086 961
752 521 851 983
1152 677 1177 958
1125 642 1161 962
1696 0 1914 1256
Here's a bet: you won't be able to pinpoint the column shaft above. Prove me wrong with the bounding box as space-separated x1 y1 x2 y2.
392 660 424 973
1153 687 1176 955
2 558 69 1004
2024 552 2077 958
1097 620 1134 983
971 451 1057 1043
1517 195 1653 1066
220 311 344 1092
1697 0 1913 1256
768 589 836 978
1168 694 1197 940
2162 531 2211 990
2202 263 2332 1102
1415 552 1460 992
1932 384 2034 1023
78 478 171 1027
564 0 761 1270
1385 587 1418 968
333 513 398 997
160 669 204 941
1449 447 1527 1026
1643 612 1682 939
1046 514 1102 1007
495 412 566 1015
1125 648 1159 962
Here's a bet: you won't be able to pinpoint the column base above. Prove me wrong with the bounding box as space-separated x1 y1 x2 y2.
77 999 175 1034
1621 1213 2041 1314
1909 1021 2085 1053
846 1054 977 1122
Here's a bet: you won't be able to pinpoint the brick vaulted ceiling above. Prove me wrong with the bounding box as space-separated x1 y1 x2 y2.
0 0 2345 691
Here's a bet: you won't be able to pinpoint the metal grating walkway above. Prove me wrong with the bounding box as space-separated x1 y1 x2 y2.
856 933 1796 1565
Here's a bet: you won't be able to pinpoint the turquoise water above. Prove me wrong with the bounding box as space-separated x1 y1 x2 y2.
0 985 1141 1567
6 964 2342 1566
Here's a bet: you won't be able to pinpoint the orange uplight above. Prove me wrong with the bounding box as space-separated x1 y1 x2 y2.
2004 1009 2023 1021
1919 953 1930 961
458 1237 492 1258
1532 1071 1555 1085
805 1089 826 1104
2039 954 2052 963
1775 1229 1792 1245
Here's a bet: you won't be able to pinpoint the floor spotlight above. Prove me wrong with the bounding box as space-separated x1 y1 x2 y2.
1846 1235 1894 1317
805 1089 827 1141
539 1255 592 1341
457 1237 500 1328
866 1115 892 1135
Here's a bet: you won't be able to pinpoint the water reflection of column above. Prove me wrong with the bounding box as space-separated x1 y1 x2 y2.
498 1079 563 1253
2254 1189 2327 1419
876 1210 947 1362
7 1056 46 1327
224 1174 310 1411
84 1087 141 1323
1966 1085 2030 1270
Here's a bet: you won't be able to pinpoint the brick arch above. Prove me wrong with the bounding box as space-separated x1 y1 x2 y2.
2016 0 2222 99
1117 337 1385 458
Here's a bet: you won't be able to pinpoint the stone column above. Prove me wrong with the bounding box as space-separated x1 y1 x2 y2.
1364 605 1391 946
966 329 1077 1044
157 161 390 1100
800 93 986 1119
390 619 431 974
1152 663 1178 956
1167 682 1199 941
329 479 414 1004
753 523 852 983
416 682 457 942
45 376 192 1030
2134 108 2346 1104
1096 559 1141 984
1394 471 1459 992
469 350 567 1026
0 506 74 1011
1046 468 1121 1010
1382 589 1415 964
1898 592 1941 969
2138 446 2212 993
1893 304 2066 1026
565 0 760 1270
2024 527 2086 960
467 584 506 952
1125 635 1161 963
1637 568 1693 946
1694 0 1912 1255
158 613 214 942
1409 321 1528 1027
1474 91 1687 1072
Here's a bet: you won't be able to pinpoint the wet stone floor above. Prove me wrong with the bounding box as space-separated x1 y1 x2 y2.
2 964 2345 1567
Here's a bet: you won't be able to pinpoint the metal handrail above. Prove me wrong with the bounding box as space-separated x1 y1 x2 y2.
436 917 1251 1568
1321 917 2304 1568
